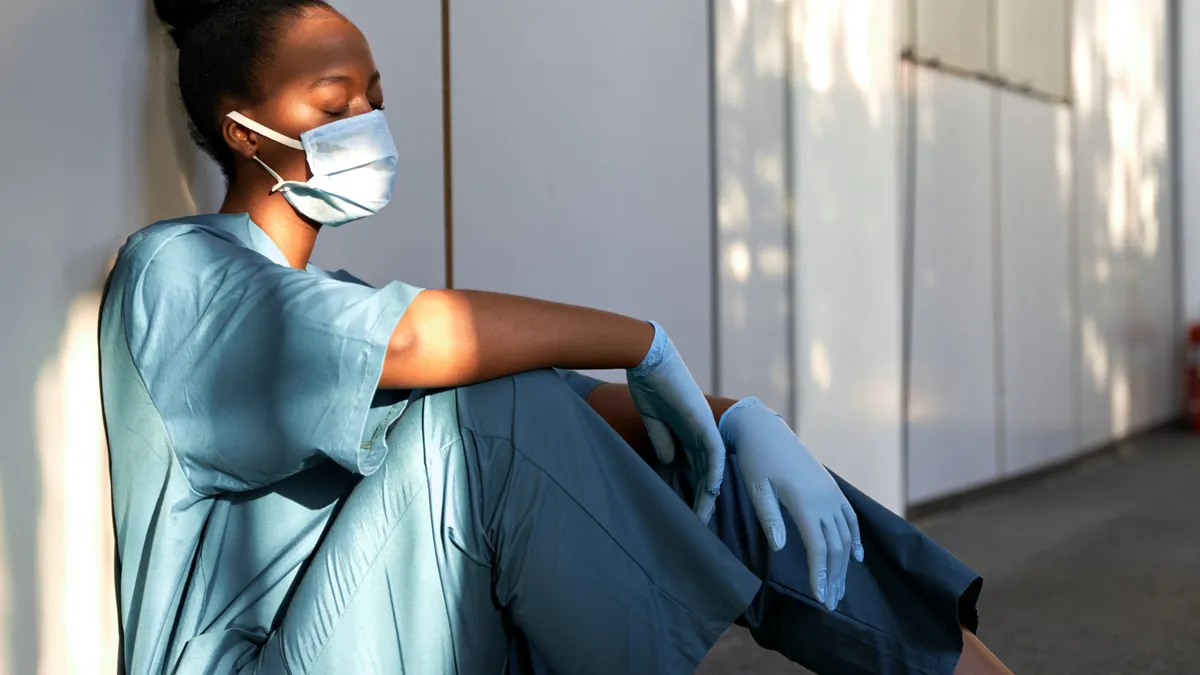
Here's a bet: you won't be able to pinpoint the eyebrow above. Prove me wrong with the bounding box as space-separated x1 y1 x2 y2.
309 71 381 90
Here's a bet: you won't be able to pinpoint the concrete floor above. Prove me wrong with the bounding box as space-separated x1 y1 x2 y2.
695 430 1200 674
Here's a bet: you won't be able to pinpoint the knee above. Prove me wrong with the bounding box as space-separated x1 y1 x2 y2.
454 369 573 440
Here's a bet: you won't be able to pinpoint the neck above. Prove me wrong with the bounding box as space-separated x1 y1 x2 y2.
220 178 319 269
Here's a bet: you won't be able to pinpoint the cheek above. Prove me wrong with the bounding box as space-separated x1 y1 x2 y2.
255 100 323 180
257 143 312 182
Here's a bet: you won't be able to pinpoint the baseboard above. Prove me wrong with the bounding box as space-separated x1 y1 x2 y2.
905 416 1187 522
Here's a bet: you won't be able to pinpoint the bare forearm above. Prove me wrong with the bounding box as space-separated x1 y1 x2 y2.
584 382 737 459
380 289 655 389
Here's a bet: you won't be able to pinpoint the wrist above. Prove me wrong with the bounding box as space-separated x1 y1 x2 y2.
717 396 775 445
627 320 667 375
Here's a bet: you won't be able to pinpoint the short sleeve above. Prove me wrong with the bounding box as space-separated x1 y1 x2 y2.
554 369 606 400
124 230 423 495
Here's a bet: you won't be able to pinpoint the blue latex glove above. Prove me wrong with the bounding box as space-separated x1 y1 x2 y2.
626 321 725 523
719 397 864 611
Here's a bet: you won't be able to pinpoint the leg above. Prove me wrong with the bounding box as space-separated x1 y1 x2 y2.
254 386 510 675
953 629 1012 675
658 455 991 675
256 370 761 674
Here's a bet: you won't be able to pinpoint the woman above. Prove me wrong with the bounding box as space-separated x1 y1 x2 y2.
99 1 1011 673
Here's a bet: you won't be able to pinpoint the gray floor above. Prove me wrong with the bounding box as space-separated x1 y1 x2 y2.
695 430 1200 675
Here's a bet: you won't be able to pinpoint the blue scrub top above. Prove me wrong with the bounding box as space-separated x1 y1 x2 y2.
102 214 608 673
100 214 427 673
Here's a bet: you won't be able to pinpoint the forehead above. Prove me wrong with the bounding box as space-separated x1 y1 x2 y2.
265 9 376 85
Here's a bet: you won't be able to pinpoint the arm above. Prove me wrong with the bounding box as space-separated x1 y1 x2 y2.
582 382 738 460
387 291 728 522
381 290 655 389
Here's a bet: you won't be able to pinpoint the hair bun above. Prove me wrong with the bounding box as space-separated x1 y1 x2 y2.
154 0 229 46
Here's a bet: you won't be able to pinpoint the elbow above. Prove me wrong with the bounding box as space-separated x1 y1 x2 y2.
379 323 419 389
380 292 479 389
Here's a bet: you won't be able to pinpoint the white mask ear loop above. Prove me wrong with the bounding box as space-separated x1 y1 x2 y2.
226 112 305 194
227 111 304 150
251 156 290 193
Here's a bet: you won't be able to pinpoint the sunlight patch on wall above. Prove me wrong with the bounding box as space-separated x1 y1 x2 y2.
1082 317 1110 392
718 176 750 233
1110 364 1131 437
35 291 118 675
799 0 838 94
726 240 753 282
810 340 833 392
842 0 884 123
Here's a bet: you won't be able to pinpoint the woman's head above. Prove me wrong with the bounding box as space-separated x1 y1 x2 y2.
155 0 386 184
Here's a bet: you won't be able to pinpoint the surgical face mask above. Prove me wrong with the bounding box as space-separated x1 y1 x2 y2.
226 110 399 228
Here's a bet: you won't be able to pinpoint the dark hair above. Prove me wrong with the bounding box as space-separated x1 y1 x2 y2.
154 0 334 177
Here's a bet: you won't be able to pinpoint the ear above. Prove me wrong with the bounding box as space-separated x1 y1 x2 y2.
222 113 259 160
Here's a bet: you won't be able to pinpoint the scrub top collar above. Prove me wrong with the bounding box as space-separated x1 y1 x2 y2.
206 212 324 274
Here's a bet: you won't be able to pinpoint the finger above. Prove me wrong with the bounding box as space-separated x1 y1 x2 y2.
822 518 846 611
795 514 828 605
833 513 853 604
746 478 787 551
642 416 676 464
691 427 726 524
842 502 864 563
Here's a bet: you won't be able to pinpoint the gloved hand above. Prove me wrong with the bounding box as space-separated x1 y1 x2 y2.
626 321 725 523
719 396 863 611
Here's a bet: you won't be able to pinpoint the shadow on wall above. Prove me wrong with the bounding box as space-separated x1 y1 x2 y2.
139 0 225 223
714 0 793 414
714 0 902 505
0 1 218 673
1073 0 1173 448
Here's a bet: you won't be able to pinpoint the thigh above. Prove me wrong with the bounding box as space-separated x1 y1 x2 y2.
259 370 764 675
255 394 509 675
457 371 762 675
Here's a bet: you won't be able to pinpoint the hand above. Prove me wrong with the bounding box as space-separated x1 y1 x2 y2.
626 321 725 523
719 397 863 612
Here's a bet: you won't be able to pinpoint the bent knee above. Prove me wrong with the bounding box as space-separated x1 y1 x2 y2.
454 369 575 440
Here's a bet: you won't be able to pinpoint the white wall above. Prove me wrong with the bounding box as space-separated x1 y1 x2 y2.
713 0 906 512
905 0 1177 504
789 0 904 512
449 0 715 388
1182 0 1200 325
1072 0 1175 448
714 0 793 418
906 70 999 503
997 92 1076 477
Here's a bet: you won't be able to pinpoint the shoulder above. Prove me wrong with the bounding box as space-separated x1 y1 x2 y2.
110 215 273 348
116 214 256 277
112 214 292 314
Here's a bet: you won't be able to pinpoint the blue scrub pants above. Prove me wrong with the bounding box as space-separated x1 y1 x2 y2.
255 370 982 675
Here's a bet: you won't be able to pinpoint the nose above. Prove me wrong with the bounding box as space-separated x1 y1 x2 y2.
347 98 375 117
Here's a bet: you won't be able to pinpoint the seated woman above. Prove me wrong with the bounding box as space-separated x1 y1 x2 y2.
99 1 1011 673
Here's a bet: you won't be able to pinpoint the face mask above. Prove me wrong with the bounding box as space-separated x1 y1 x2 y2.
226 110 399 228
